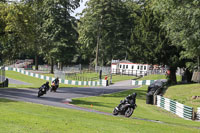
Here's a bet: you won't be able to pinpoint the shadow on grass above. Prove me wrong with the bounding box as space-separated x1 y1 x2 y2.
102 89 147 100
71 88 148 109
0 98 17 103
71 99 112 108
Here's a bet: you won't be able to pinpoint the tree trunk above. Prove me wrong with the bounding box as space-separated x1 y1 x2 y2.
60 62 63 71
50 58 54 74
185 68 192 82
167 67 177 85
35 55 38 70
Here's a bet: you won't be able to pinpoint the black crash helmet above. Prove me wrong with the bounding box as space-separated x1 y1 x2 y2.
132 93 137 98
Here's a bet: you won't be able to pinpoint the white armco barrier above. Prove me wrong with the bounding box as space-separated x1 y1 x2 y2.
197 107 200 120
132 80 156 86
5 67 106 86
157 95 194 120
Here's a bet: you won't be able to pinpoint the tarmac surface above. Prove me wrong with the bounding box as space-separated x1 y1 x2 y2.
0 80 139 113
1 79 200 128
8 78 32 85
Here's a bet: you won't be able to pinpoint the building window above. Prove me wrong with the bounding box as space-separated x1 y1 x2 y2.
126 65 128 69
140 66 143 70
120 65 122 68
144 66 146 70
123 65 125 69
132 65 134 69
137 66 139 70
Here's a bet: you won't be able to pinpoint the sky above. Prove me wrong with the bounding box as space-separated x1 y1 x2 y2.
72 0 88 18
11 0 87 18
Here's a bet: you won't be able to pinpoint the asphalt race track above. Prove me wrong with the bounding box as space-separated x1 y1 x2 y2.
0 80 140 114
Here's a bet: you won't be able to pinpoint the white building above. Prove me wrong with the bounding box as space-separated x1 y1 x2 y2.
111 60 150 76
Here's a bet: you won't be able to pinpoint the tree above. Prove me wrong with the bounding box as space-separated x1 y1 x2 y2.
78 0 133 67
0 2 35 63
40 0 80 73
153 0 200 80
129 0 186 84
22 0 45 70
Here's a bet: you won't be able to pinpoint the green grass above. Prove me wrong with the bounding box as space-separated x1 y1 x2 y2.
71 86 200 128
0 98 200 133
136 74 181 82
110 74 136 83
164 83 200 110
5 71 85 88
138 74 167 80
2 71 200 132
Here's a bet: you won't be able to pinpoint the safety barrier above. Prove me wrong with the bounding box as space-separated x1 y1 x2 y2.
132 80 157 86
157 95 194 120
197 107 200 120
5 67 107 86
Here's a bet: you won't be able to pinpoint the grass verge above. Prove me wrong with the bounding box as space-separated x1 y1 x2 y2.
5 71 86 88
0 98 200 133
71 86 200 128
164 83 200 109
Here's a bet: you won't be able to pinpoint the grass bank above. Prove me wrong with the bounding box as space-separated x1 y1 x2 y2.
0 98 199 133
164 83 200 109
5 71 83 88
71 85 200 128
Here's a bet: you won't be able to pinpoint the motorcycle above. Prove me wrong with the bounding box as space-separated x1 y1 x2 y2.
113 93 137 117
50 82 58 92
38 86 47 97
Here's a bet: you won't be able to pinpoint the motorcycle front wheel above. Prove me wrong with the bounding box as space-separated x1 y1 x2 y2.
37 90 43 97
125 107 134 117
113 108 119 115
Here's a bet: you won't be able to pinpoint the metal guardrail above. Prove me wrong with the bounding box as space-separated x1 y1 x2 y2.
132 80 157 86
5 67 108 86
156 95 194 120
197 107 200 120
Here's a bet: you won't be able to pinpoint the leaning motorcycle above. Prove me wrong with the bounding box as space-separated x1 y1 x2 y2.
113 93 137 118
113 102 137 117
37 86 46 97
50 82 58 92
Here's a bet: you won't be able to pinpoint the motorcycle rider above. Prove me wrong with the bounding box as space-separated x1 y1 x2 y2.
116 93 137 110
51 77 59 92
40 81 50 94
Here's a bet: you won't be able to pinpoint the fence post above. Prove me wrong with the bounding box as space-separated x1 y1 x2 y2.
192 109 196 120
153 94 157 105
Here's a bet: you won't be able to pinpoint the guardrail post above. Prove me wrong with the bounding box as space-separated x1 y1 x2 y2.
192 109 196 120
153 94 157 105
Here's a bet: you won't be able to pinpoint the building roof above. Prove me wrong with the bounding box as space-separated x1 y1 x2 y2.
119 60 133 63
111 60 150 65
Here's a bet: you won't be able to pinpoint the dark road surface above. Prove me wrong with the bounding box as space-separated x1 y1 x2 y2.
1 81 200 128
0 80 139 114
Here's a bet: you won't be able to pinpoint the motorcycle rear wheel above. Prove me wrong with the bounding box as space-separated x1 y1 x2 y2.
125 107 134 117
